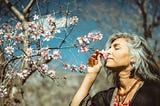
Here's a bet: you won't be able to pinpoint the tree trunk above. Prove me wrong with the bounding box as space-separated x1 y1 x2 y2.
1 76 26 106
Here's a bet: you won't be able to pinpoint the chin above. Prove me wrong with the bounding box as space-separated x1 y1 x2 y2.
106 65 118 71
106 63 115 68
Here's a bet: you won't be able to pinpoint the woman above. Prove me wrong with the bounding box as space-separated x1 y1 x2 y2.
70 32 160 106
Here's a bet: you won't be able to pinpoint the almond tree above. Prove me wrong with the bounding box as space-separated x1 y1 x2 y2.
0 0 104 105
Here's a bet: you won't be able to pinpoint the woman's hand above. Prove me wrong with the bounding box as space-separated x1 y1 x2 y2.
70 50 103 106
87 50 102 75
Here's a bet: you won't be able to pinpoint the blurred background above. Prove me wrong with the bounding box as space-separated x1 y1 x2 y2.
23 68 112 106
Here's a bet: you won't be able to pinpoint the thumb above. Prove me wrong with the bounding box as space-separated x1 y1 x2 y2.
97 54 102 66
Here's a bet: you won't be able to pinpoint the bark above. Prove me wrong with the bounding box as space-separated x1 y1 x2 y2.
1 0 36 106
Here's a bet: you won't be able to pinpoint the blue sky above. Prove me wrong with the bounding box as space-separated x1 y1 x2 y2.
1 0 160 73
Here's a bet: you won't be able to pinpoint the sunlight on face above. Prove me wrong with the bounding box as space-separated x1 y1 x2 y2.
106 38 132 71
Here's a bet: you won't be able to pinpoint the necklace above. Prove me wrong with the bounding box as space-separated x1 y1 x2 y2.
117 79 141 103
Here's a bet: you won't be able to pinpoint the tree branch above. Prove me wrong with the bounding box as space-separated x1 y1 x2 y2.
148 17 160 33
23 0 36 20
4 0 24 21
148 0 160 34
136 0 149 39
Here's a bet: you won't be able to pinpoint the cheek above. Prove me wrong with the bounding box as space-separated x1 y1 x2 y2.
106 53 130 67
117 55 131 67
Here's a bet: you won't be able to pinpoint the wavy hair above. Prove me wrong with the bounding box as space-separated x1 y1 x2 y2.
105 32 160 85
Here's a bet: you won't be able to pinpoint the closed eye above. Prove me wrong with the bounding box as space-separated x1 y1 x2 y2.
114 47 120 50
113 44 121 50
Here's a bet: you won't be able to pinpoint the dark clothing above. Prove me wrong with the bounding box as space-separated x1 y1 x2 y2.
80 81 160 106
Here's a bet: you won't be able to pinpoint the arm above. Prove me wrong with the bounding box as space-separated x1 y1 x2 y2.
70 51 102 106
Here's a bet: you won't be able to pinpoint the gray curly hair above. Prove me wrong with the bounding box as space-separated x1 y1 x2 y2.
105 32 160 82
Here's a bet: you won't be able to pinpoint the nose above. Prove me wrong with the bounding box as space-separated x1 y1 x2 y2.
106 48 112 55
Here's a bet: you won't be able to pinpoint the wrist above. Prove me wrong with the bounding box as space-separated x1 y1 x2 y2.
86 70 100 75
85 72 98 80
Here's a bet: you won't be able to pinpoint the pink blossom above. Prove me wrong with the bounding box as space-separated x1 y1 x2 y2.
5 71 16 79
77 36 90 45
21 69 31 78
40 29 50 37
43 35 53 41
4 33 12 40
50 28 56 35
88 32 103 41
71 65 78 72
48 70 56 78
46 15 56 26
46 14 52 21
79 63 86 72
41 48 51 60
33 14 39 20
14 33 24 44
63 63 70 69
16 69 31 79
42 64 48 71
70 16 78 25
38 25 45 35
78 46 89 53
88 32 95 41
0 86 7 97
96 32 103 40
15 22 22 30
31 32 41 40
17 73 24 79
100 49 108 59
28 22 37 32
28 22 35 30
38 64 48 73
26 47 34 55
0 29 4 35
52 50 62 60
5 46 14 55
0 39 4 45
50 28 61 35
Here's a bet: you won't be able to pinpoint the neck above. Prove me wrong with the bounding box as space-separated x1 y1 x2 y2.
118 67 136 90
117 77 141 97
119 77 138 90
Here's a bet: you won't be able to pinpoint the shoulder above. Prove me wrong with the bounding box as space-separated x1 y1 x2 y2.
91 87 115 105
141 80 160 92
132 81 160 106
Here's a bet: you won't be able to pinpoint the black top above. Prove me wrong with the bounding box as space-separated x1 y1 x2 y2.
80 81 160 106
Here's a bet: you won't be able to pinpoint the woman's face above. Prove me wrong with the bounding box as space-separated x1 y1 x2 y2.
106 38 132 71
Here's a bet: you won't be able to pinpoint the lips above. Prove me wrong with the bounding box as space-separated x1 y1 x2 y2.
106 57 113 60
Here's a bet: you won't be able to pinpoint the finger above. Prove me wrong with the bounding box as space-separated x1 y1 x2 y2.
95 50 103 59
87 50 101 67
97 54 101 61
97 54 102 65
92 53 100 60
91 53 98 59
94 60 98 65
88 57 94 66
95 50 99 54
88 56 99 67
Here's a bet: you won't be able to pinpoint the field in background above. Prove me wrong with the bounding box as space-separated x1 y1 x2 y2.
23 69 113 106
